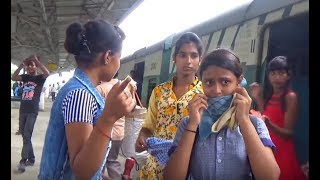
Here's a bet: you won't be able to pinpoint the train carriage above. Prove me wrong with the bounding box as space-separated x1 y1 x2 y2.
118 0 309 164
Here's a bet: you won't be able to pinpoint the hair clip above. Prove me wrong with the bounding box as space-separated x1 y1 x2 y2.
81 33 91 54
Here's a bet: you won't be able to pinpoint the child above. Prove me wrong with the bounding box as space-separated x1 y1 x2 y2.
164 48 280 180
250 56 307 180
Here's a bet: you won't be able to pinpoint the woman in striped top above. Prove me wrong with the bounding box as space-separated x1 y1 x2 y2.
39 20 136 180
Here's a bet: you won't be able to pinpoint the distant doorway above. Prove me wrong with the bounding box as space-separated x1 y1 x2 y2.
263 13 309 164
133 62 145 100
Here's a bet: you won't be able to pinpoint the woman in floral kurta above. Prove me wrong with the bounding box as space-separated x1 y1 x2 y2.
135 32 204 179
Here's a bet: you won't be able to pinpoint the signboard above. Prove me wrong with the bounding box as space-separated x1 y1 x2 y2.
48 63 58 71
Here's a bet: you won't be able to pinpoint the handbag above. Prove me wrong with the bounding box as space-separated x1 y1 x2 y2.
121 92 147 157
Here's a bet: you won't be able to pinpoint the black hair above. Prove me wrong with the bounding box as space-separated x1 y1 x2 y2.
267 56 290 73
172 32 203 59
25 56 38 67
64 19 125 66
264 56 291 111
199 48 242 79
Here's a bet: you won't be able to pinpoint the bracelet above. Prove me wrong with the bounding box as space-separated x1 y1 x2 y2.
95 125 112 140
185 128 197 133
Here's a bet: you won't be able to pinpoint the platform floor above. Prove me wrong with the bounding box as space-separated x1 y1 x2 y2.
11 100 146 180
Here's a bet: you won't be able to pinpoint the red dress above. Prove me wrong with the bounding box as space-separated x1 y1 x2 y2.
263 90 307 180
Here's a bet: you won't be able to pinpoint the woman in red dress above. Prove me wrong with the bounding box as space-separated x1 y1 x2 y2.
250 56 307 180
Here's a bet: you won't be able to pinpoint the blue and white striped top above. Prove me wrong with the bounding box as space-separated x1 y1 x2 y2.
62 89 98 124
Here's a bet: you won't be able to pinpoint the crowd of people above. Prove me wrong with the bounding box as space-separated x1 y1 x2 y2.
12 81 23 97
47 81 65 101
11 19 308 180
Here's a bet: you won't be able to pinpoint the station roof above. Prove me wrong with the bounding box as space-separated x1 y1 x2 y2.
11 0 143 73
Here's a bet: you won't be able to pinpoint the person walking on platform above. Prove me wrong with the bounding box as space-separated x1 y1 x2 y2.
50 84 57 101
11 55 49 173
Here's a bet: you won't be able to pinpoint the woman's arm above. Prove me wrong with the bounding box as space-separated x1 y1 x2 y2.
135 89 158 152
264 92 298 139
163 93 208 180
163 121 197 180
240 118 280 180
66 77 136 179
234 87 280 180
66 119 114 179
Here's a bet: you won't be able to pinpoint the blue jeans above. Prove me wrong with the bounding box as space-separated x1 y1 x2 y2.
19 112 38 161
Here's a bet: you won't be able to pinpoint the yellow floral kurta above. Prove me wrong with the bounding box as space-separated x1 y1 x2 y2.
139 77 203 179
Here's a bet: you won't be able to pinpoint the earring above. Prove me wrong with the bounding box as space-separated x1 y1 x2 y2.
104 61 108 65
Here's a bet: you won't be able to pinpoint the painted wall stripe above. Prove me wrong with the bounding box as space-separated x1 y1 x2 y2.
250 39 256 53
216 28 226 48
204 32 214 55
282 4 293 18
230 23 243 50
290 0 309 16
207 31 222 52
258 13 267 25
252 39 256 53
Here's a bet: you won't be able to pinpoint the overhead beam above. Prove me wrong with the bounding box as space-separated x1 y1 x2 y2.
44 3 103 8
57 13 88 17
16 13 40 27
11 45 51 52
53 19 79 26
11 35 22 45
96 0 114 19
115 0 144 25
17 2 42 14
37 0 55 53
15 0 35 3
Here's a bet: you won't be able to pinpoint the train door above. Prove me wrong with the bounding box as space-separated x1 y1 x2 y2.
133 62 145 100
260 13 309 164
258 27 271 85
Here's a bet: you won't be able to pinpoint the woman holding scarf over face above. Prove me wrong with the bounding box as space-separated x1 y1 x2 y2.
164 48 280 180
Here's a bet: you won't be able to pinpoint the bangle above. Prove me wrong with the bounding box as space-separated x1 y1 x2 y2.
95 125 112 140
185 128 197 133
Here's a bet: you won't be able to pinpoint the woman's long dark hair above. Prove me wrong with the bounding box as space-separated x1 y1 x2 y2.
264 56 291 111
